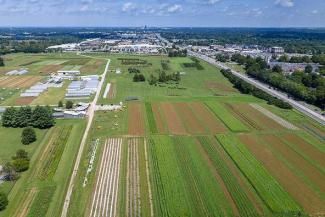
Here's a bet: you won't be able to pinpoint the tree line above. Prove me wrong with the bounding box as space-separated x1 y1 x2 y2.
183 57 204 70
148 70 181 86
221 69 292 109
0 56 4 67
2 106 55 129
231 54 325 109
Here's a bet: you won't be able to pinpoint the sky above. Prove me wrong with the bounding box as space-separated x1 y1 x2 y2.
0 0 324 27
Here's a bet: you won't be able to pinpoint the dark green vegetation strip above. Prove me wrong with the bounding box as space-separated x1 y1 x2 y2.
173 136 234 217
27 186 56 217
38 126 73 180
145 102 158 134
205 101 249 132
216 134 302 214
197 136 259 217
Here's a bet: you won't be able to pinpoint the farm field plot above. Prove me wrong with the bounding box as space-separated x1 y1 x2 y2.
206 101 250 132
88 138 122 217
0 119 86 217
159 102 187 135
239 134 325 215
216 134 302 214
224 103 288 131
0 76 42 88
128 102 145 136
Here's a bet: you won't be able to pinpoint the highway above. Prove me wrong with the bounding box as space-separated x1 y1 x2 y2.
188 50 325 126
61 55 111 217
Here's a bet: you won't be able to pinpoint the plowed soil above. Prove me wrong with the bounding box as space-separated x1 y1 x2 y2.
239 134 325 215
283 134 325 168
15 97 36 105
190 102 227 134
174 102 206 134
39 65 62 74
160 102 187 135
128 102 145 136
262 134 325 193
0 76 42 88
152 103 167 134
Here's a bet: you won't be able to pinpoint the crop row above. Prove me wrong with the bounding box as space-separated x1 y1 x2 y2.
197 136 259 217
145 102 158 133
172 136 234 217
148 136 191 216
216 134 301 214
39 125 73 180
205 102 249 132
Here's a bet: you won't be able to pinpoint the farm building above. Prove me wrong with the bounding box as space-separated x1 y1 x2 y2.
63 111 86 118
65 79 99 99
57 70 80 80
6 69 28 75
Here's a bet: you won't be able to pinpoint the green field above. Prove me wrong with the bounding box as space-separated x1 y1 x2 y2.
1 53 324 217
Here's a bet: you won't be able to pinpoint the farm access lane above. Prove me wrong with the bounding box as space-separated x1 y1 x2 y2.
188 50 325 126
61 54 111 217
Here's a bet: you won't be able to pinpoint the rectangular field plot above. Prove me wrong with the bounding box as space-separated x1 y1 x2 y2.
89 138 122 217
0 76 42 88
148 136 236 217
216 134 302 214
224 103 287 131
128 102 145 136
119 138 152 217
34 60 68 66
206 102 250 132
239 134 325 215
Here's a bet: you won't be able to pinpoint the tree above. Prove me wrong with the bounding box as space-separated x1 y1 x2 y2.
1 107 17 127
31 106 54 129
21 127 37 145
17 106 32 128
305 64 313 74
12 149 30 172
58 100 63 107
148 74 158 85
66 101 73 109
0 56 4 67
272 65 283 73
0 192 8 211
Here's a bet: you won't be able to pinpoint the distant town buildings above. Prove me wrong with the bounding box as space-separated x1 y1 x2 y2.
271 47 285 54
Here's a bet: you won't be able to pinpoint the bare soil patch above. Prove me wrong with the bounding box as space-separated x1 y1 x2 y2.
239 134 325 215
15 97 36 105
152 103 167 134
128 102 145 136
0 76 41 88
160 102 187 135
108 82 117 100
39 65 62 74
262 134 325 193
190 102 227 134
174 102 206 134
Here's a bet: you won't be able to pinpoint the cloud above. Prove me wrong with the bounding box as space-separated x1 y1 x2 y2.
122 2 137 12
204 0 221 5
275 0 294 8
167 4 182 13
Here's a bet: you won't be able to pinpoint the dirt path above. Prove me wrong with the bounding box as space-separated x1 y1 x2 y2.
15 187 38 217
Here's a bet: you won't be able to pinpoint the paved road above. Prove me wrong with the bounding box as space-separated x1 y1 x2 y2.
61 56 111 217
189 50 325 126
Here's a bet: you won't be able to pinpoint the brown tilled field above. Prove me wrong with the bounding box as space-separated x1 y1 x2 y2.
282 134 325 167
15 97 36 105
152 103 167 133
189 102 227 134
159 102 187 135
39 65 62 74
262 135 325 192
0 76 42 88
108 83 117 99
128 102 145 136
239 134 325 214
174 102 206 134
